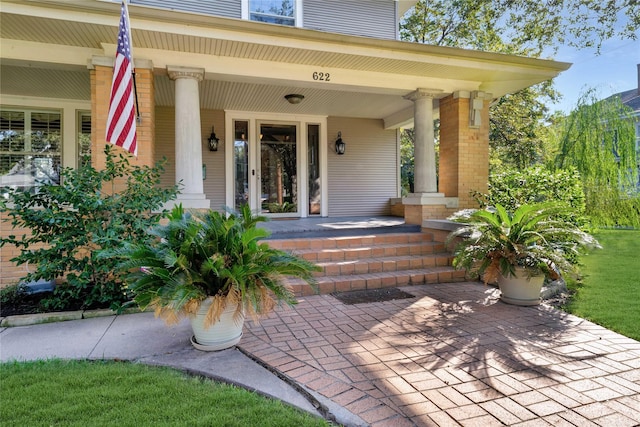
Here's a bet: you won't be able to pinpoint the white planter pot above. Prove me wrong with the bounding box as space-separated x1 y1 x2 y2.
190 298 244 351
498 267 544 306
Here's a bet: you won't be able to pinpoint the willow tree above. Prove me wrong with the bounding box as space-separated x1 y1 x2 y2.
549 90 638 227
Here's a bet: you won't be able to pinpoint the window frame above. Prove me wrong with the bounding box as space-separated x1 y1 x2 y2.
1 107 63 196
241 0 303 27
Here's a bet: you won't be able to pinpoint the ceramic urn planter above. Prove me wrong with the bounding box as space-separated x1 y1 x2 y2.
190 298 245 351
497 266 545 306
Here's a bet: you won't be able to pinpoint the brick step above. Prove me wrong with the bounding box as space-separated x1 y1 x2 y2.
315 253 452 276
267 232 433 251
293 241 446 262
285 266 466 296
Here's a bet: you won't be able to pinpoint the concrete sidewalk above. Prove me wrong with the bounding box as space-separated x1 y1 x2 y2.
0 310 355 424
2 281 640 426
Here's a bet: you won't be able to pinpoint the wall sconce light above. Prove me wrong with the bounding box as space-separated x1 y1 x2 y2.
469 91 484 128
335 131 346 155
207 126 220 151
284 94 304 104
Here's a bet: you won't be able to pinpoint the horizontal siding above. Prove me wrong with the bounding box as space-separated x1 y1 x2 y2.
155 107 176 191
304 0 397 39
155 107 226 210
200 109 227 211
327 117 398 216
131 0 397 39
131 0 241 19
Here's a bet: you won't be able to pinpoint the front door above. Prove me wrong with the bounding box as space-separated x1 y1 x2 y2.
258 123 298 215
227 113 326 217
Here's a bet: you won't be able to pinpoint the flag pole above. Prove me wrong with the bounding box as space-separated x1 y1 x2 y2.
133 71 141 124
106 0 138 156
123 1 141 125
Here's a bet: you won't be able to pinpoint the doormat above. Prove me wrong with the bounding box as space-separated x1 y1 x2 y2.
331 288 416 305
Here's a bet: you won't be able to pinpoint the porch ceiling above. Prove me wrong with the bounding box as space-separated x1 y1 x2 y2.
1 0 571 122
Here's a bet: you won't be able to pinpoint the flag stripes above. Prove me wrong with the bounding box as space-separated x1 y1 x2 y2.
106 1 137 156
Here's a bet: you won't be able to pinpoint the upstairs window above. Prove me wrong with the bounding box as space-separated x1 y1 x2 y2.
243 0 301 27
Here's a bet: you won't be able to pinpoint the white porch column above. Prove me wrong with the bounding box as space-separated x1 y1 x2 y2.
167 66 209 209
401 89 458 224
404 88 441 194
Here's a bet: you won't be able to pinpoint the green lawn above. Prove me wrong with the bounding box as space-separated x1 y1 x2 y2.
0 360 330 427
566 229 640 341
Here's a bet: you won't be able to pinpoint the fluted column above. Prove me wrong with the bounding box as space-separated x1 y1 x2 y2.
167 66 209 208
404 88 441 194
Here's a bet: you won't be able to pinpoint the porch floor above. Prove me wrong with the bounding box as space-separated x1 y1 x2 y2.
259 216 418 239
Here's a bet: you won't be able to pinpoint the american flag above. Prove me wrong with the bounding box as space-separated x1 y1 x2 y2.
106 1 137 156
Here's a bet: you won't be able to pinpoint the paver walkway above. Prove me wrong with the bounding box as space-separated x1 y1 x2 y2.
240 282 640 426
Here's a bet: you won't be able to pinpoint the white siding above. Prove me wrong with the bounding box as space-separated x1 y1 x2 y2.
327 117 398 216
130 0 241 19
130 0 397 40
304 0 397 39
155 107 226 210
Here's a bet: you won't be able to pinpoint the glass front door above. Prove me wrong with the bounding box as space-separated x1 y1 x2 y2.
227 113 325 217
259 123 298 214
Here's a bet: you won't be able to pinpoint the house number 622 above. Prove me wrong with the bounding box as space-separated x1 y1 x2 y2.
312 72 330 81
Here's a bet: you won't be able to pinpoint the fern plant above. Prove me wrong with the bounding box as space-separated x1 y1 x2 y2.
107 204 319 326
446 203 600 285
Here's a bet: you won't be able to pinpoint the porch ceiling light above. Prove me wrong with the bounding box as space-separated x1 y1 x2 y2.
335 131 346 155
284 94 304 104
207 126 220 151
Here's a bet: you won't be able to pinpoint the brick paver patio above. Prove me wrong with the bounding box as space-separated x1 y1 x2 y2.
240 282 640 426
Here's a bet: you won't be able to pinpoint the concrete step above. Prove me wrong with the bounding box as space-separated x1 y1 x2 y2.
268 230 463 297
267 232 434 251
285 267 467 296
315 253 453 276
293 242 446 262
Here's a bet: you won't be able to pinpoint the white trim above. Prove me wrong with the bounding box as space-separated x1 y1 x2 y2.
224 110 327 217
295 0 303 28
319 120 328 217
241 0 302 28
241 0 248 20
1 95 91 171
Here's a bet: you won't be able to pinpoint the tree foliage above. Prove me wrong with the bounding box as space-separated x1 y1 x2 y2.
490 82 561 170
400 0 638 55
474 165 587 226
546 91 639 228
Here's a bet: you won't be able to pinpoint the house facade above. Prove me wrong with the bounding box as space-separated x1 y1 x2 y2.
616 64 640 189
0 0 569 286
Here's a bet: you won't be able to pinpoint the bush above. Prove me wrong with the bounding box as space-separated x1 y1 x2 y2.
0 145 178 311
472 166 587 226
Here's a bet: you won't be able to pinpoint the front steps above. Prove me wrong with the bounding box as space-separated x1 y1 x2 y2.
267 231 466 296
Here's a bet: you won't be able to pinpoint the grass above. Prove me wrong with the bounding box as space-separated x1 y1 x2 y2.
0 359 330 427
566 229 640 341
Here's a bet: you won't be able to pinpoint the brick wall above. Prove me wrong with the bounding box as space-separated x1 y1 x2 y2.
91 65 155 194
439 94 490 209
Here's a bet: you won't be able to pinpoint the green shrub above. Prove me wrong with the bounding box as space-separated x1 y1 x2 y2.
473 166 587 226
0 283 28 307
0 145 178 311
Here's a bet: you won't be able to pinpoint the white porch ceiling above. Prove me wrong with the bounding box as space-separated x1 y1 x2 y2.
0 0 571 123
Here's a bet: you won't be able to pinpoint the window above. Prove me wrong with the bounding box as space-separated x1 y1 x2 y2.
77 111 92 169
244 0 301 27
1 108 61 197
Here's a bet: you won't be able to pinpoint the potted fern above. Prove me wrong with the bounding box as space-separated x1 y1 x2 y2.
446 203 599 306
109 204 319 350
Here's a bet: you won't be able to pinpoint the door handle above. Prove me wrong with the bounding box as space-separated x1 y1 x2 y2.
252 169 255 176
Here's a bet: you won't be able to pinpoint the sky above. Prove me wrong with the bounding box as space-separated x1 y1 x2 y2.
548 37 640 114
